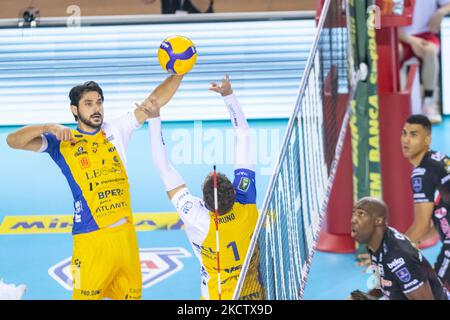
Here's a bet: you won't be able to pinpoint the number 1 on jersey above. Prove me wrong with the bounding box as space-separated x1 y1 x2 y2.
226 241 240 261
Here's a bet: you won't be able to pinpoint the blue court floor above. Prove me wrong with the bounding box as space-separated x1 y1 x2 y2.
0 116 449 300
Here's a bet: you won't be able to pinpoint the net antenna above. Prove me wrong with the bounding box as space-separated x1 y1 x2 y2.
233 0 359 300
213 164 222 300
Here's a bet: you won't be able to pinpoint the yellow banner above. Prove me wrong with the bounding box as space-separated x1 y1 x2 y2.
0 213 183 235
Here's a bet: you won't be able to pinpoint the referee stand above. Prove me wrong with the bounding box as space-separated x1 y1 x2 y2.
318 0 439 253
376 0 438 247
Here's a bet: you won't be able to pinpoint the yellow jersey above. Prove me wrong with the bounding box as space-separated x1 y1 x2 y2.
39 112 140 234
171 168 259 299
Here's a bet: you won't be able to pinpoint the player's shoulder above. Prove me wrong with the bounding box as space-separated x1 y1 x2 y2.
424 151 448 168
234 168 256 177
384 228 418 261
41 131 64 152
411 166 427 178
412 151 447 177
42 131 57 142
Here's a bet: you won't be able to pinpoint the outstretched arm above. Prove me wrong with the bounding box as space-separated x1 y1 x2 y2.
7 124 73 152
135 75 184 125
147 98 186 200
210 74 254 170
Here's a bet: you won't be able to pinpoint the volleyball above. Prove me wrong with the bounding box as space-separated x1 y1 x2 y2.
157 35 197 75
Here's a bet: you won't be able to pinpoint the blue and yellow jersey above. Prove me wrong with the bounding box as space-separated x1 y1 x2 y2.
39 112 140 235
171 168 259 299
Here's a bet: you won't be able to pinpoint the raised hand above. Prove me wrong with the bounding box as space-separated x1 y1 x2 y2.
209 74 233 96
135 95 160 118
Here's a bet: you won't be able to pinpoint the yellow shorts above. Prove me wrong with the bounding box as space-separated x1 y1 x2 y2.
71 221 142 300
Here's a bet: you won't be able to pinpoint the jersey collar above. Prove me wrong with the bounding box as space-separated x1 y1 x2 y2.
76 127 101 136
418 150 433 167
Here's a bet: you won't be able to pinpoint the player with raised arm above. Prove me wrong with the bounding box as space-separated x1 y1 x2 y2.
6 75 183 299
147 74 262 300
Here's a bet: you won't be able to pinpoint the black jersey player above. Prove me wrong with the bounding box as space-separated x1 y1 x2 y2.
350 197 447 300
401 114 450 290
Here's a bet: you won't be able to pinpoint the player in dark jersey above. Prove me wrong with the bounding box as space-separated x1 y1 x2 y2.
350 197 447 300
401 114 450 290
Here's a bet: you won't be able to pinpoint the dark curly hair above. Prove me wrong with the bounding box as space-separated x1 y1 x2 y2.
202 172 235 215
69 81 104 121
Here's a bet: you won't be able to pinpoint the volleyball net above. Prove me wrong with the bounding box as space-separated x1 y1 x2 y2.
233 0 360 300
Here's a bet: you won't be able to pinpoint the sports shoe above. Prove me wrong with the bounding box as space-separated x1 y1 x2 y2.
422 97 442 124
0 279 27 300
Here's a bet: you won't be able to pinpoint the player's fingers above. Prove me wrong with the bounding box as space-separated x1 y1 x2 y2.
62 130 68 141
224 74 230 82
64 128 72 141
67 129 74 141
209 83 219 91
